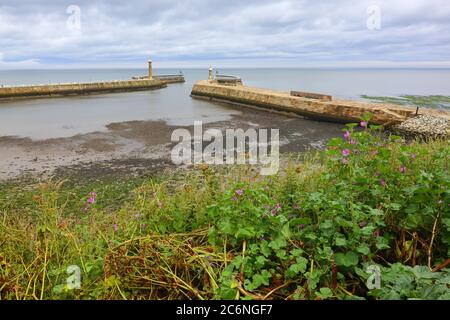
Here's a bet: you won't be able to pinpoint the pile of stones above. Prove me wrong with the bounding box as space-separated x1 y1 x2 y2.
392 114 449 139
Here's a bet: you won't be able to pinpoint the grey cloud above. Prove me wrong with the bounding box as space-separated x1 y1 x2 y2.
0 0 449 68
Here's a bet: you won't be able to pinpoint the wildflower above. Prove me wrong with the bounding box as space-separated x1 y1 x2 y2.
87 197 95 204
342 158 349 165
275 203 282 210
91 192 97 197
411 153 417 159
360 121 368 128
235 189 244 196
342 149 350 157
231 196 238 202
113 224 118 232
379 179 386 187
270 209 278 216
399 165 406 173
343 131 351 140
349 139 356 145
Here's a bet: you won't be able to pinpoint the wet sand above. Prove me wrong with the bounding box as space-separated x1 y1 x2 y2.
0 105 344 181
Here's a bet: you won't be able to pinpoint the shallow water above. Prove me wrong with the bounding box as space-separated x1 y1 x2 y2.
0 68 449 139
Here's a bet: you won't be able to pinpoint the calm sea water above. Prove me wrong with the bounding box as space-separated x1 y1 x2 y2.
0 68 449 139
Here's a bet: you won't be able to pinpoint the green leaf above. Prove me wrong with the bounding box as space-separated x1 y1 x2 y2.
286 257 308 278
357 245 371 255
335 251 359 267
315 287 333 299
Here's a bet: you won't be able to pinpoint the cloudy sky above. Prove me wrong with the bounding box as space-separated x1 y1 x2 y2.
1 0 450 69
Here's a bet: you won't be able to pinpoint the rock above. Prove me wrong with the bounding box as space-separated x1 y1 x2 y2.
392 114 449 139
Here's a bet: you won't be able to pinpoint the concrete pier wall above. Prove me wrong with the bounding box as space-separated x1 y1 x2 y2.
191 80 420 125
0 79 166 99
154 75 185 83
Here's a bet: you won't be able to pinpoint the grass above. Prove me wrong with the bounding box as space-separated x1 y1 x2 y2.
0 123 449 300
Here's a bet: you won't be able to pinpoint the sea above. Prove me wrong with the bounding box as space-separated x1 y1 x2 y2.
0 68 449 140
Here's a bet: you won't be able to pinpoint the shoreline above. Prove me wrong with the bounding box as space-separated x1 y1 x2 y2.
0 107 344 181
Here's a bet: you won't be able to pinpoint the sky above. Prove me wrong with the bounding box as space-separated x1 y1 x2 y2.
1 0 450 69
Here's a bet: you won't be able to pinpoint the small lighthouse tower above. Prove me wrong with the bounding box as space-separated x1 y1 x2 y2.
208 65 213 80
148 59 153 80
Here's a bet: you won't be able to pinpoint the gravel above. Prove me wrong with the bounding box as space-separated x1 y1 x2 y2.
393 114 449 139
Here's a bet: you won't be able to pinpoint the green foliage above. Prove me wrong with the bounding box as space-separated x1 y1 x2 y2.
365 264 450 300
0 119 448 300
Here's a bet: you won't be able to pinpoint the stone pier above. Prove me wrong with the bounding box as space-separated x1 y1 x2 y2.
191 79 450 125
0 79 166 100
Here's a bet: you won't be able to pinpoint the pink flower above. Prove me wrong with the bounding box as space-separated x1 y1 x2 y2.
399 165 406 173
87 197 95 204
342 149 350 157
231 196 238 202
342 158 349 165
379 179 386 187
360 121 368 128
235 189 244 196
349 139 357 145
91 192 97 197
411 154 417 159
343 131 351 140
113 224 118 232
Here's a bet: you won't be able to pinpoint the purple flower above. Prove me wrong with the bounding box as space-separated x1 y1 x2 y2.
91 192 97 198
113 224 118 232
343 131 351 140
360 121 368 128
235 189 244 196
87 197 95 204
342 149 350 157
411 153 417 159
275 203 281 210
379 179 386 187
399 165 406 173
231 196 238 202
349 139 356 145
270 209 278 216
